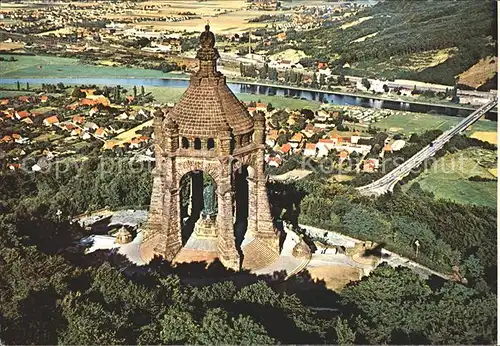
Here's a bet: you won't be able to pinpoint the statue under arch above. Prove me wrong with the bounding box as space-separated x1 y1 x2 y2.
140 25 280 270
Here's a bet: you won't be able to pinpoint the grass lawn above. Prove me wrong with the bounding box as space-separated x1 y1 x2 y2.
0 90 37 97
376 112 497 135
110 119 154 146
33 132 65 143
0 54 183 79
406 148 497 208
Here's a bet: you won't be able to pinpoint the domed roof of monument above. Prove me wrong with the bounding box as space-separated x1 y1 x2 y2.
168 25 254 138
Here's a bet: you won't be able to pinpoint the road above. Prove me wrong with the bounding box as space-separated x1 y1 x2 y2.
300 224 449 280
357 99 498 196
218 53 495 101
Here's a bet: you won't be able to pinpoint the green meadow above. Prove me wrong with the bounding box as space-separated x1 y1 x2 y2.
407 148 497 208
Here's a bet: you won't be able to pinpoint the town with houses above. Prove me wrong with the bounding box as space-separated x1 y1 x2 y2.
0 82 407 179
0 0 494 106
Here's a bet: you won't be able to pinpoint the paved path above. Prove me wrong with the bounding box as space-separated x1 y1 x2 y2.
76 210 449 281
300 224 449 280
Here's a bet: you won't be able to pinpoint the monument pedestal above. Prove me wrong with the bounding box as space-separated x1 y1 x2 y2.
194 214 218 239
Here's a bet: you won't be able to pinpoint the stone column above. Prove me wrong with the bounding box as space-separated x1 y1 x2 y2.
216 171 240 270
144 168 164 241
254 148 280 254
246 177 257 237
217 123 232 156
155 184 182 261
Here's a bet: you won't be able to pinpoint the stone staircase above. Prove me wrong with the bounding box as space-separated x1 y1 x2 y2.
285 257 311 279
242 239 280 271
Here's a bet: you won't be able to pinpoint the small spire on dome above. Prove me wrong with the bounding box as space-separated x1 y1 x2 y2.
254 111 266 123
154 108 164 118
164 115 178 129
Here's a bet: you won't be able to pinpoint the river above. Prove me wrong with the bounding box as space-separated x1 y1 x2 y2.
1 77 497 120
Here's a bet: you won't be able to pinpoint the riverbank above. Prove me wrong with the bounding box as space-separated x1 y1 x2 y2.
2 54 494 116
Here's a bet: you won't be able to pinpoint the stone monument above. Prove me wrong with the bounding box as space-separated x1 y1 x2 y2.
140 25 280 270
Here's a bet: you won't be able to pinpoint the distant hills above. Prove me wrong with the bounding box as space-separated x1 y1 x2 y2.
295 0 497 88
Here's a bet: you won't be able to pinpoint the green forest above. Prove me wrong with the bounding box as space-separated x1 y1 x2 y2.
290 0 497 86
0 155 496 344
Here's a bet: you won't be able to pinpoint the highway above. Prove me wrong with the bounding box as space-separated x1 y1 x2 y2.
357 99 498 196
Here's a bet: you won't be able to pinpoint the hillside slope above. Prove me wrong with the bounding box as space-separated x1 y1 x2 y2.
295 0 497 88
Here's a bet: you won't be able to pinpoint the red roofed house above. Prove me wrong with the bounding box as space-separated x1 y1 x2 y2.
15 110 30 120
71 128 82 136
7 163 21 170
63 123 78 131
0 99 9 105
11 133 21 141
130 138 142 149
80 98 98 106
256 103 267 112
289 132 304 148
318 62 328 70
94 127 107 138
30 110 45 117
22 117 34 125
338 150 349 162
279 143 292 156
18 96 30 103
266 155 281 168
317 138 335 150
40 95 49 103
363 158 380 173
303 143 317 157
266 132 279 147
66 103 79 111
43 116 59 127
104 141 116 150
72 115 85 124
276 32 287 42
1 135 12 143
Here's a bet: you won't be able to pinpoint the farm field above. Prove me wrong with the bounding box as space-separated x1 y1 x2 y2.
407 148 497 208
0 54 181 79
109 120 154 147
376 112 497 135
458 56 498 89
109 0 289 33
470 131 497 145
345 49 457 82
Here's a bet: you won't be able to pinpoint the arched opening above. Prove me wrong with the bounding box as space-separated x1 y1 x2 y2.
207 138 215 150
181 137 189 149
233 164 253 251
179 171 217 244
194 138 202 150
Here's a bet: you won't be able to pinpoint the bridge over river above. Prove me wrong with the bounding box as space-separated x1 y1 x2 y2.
357 99 498 196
